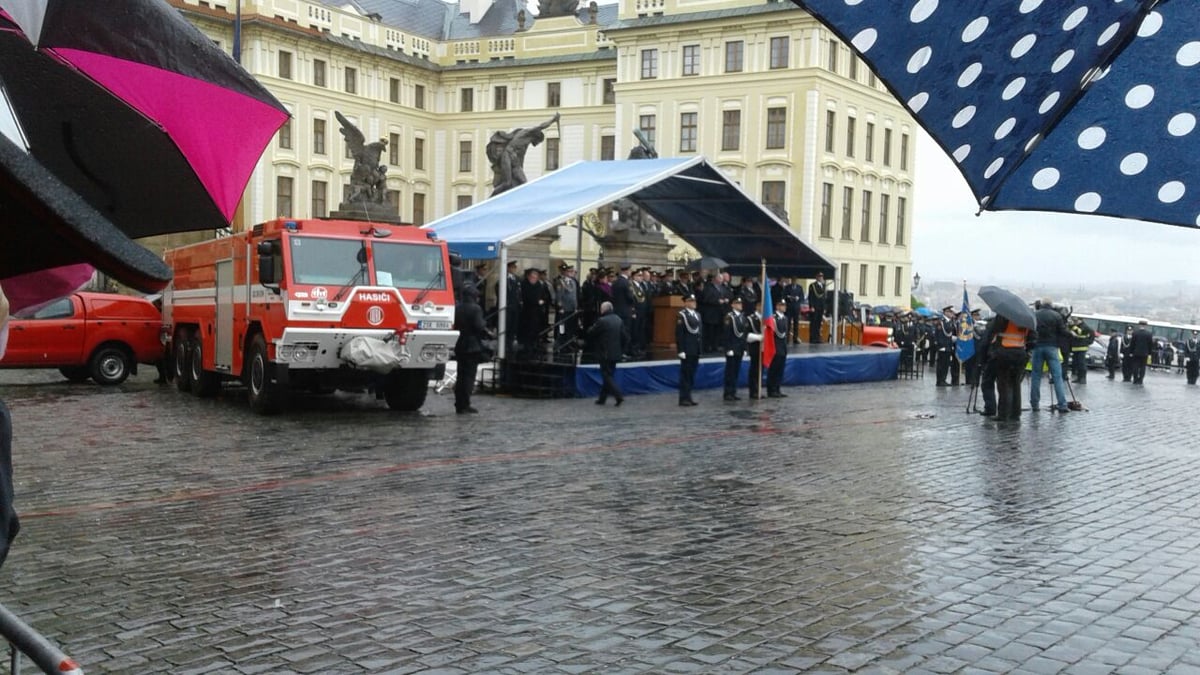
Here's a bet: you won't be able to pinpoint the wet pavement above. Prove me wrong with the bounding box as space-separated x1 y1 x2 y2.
1 365 1199 674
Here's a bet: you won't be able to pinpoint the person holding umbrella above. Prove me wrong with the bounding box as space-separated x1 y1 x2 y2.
987 314 1033 420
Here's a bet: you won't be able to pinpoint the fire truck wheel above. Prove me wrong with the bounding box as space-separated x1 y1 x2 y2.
246 335 283 415
383 369 430 412
173 333 193 393
188 340 220 398
59 367 91 383
89 345 133 386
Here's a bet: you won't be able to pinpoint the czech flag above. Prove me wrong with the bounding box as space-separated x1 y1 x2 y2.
762 275 776 367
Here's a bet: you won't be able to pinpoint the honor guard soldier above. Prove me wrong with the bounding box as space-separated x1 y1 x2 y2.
746 303 764 399
766 298 790 397
554 263 580 354
676 293 702 406
722 296 751 401
935 305 959 386
1185 329 1200 385
807 272 827 343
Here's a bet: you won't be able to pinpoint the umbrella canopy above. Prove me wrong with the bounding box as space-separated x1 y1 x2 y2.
914 306 938 318
0 0 288 287
978 285 1037 330
794 0 1199 228
685 256 729 271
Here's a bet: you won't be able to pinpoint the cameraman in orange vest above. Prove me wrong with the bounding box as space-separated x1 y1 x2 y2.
987 315 1032 420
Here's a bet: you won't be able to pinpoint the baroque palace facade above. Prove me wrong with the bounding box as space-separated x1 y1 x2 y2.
172 0 915 305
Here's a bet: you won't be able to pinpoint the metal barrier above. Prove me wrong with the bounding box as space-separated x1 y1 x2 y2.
0 603 81 675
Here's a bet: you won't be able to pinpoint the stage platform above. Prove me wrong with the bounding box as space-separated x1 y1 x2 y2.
573 344 900 398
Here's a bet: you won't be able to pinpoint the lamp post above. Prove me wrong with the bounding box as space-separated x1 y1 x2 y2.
911 271 921 291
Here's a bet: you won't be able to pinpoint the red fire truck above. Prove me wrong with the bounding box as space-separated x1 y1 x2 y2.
161 218 458 414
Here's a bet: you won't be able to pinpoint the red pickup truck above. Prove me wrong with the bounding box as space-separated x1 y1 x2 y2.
1 292 163 385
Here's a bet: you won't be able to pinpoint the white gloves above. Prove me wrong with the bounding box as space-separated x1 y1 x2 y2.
748 333 763 343
678 352 686 359
726 350 735 357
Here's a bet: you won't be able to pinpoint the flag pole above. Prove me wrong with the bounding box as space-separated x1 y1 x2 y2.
758 258 766 398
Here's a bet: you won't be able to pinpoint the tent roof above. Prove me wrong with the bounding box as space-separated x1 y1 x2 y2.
423 157 835 278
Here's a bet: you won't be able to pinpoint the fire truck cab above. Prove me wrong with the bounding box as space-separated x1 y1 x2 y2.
162 218 458 414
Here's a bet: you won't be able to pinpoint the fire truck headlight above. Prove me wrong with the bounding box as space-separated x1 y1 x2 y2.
278 344 295 360
420 345 436 361
436 345 450 361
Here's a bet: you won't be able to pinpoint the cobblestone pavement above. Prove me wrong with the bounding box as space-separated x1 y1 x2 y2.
1 365 1199 674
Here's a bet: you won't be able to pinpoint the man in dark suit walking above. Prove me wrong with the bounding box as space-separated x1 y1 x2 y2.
1129 319 1154 385
453 286 490 414
588 301 627 405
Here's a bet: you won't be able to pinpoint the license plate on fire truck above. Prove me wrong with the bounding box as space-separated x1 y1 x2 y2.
417 320 453 330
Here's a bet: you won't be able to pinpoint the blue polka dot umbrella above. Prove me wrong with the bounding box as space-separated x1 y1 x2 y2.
793 0 1200 228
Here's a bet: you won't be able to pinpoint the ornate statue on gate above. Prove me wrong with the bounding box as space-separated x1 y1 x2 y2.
335 111 388 204
537 0 579 18
611 128 662 234
487 112 561 196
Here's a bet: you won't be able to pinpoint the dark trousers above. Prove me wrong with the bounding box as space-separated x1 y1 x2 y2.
748 346 762 397
723 348 745 397
597 359 623 402
808 314 823 343
786 310 801 343
767 353 786 393
703 322 720 353
1106 359 1118 379
679 354 698 402
1122 355 1134 381
1071 351 1088 383
936 350 953 384
979 360 997 414
1132 357 1147 384
454 357 479 411
995 361 1024 419
1187 359 1199 384
964 355 979 386
0 400 18 569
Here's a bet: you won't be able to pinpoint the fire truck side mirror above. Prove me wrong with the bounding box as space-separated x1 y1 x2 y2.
257 240 280 287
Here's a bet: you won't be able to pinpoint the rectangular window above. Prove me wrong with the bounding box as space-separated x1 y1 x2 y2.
860 190 872 242
766 107 786 149
841 187 854 239
459 140 472 173
313 59 326 87
548 82 561 108
849 57 858 82
900 133 910 171
762 181 785 215
820 183 833 238
311 180 327 218
682 44 700 76
276 176 293 218
457 195 472 211
277 118 292 149
461 88 473 112
412 192 425 226
603 78 616 104
883 128 893 167
414 137 425 171
895 267 903 297
840 263 849 289
679 112 698 153
494 85 508 111
414 84 425 110
879 193 890 243
641 49 658 79
344 66 357 94
386 189 400 216
865 122 875 162
769 36 789 69
877 265 886 297
638 114 656 148
546 137 560 170
313 118 326 155
722 110 741 151
389 77 400 103
897 197 907 245
825 110 836 153
725 41 744 73
827 40 838 73
600 135 615 160
859 263 868 296
278 51 292 79
388 133 400 166
846 116 856 158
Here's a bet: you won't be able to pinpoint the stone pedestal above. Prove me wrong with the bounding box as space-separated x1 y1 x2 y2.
598 229 674 269
330 201 405 225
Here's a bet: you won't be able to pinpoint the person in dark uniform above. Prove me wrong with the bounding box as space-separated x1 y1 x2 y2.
453 286 489 414
781 277 802 345
1121 325 1135 381
700 273 723 354
766 297 790 397
554 263 579 355
1129 319 1154 384
935 305 958 386
630 268 650 357
518 268 545 359
611 263 636 353
588 301 627 406
1105 329 1121 379
746 304 765 399
893 311 917 373
496 260 522 357
964 309 983 386
807 272 827 344
722 296 750 401
675 293 703 406
737 276 759 316
1185 329 1200 385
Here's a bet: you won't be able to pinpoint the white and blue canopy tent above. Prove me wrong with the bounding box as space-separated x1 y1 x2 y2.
423 156 836 357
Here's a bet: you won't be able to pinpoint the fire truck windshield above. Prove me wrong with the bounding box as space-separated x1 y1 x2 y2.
288 237 365 285
372 242 446 290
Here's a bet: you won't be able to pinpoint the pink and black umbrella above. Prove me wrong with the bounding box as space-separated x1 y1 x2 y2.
0 0 289 290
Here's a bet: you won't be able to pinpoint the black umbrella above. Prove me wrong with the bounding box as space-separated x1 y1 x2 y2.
978 286 1037 330
685 256 729 271
0 1 288 289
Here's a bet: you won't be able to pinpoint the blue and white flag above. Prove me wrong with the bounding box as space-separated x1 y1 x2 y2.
956 285 975 362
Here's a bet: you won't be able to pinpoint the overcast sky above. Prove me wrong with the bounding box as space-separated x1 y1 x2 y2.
911 131 1200 287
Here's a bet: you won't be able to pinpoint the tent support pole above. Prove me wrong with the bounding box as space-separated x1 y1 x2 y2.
498 246 508 360
574 216 584 277
832 273 840 346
